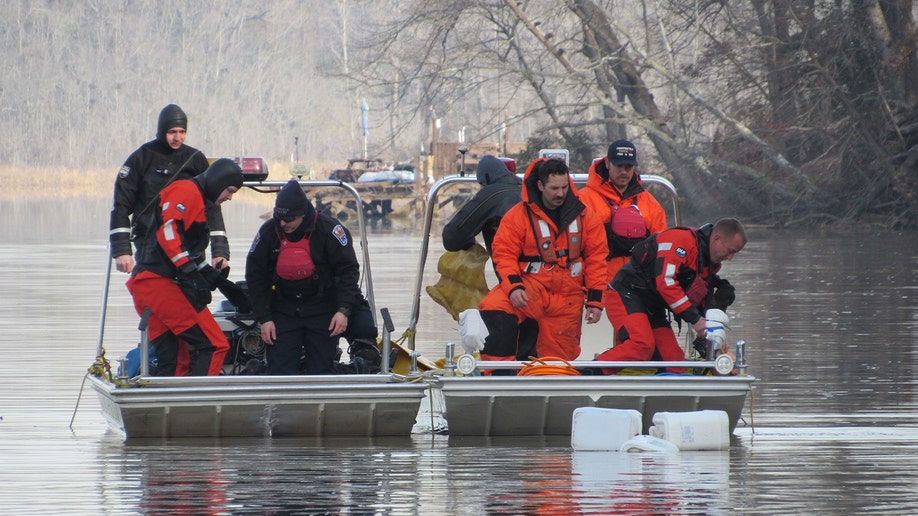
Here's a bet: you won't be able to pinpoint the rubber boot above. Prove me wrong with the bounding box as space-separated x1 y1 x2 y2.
177 325 218 376
516 318 539 360
478 310 519 376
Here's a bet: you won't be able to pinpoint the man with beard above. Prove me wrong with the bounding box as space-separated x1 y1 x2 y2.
476 158 608 363
110 104 229 274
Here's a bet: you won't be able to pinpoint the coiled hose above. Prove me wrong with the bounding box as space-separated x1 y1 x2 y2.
517 356 581 376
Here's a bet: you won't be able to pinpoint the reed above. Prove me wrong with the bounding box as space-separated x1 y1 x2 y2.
0 166 115 199
0 161 304 202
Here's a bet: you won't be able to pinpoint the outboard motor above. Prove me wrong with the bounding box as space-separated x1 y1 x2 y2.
212 280 267 374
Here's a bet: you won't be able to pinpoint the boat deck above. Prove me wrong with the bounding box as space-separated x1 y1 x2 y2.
91 374 429 439
436 374 754 437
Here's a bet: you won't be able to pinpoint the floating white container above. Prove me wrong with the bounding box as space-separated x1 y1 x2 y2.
649 410 730 450
570 407 642 451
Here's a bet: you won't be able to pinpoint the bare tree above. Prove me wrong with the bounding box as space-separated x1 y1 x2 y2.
0 0 915 226
349 0 917 227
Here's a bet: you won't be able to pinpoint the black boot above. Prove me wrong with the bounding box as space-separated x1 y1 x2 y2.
177 325 217 376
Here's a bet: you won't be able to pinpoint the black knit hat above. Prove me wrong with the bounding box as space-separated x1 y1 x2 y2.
157 104 188 140
193 158 243 203
274 179 314 220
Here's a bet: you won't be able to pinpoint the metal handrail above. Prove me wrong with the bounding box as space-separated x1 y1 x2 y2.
470 360 717 369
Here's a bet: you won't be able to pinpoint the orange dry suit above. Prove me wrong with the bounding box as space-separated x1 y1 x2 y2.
597 224 734 373
477 159 608 361
127 161 240 376
579 158 667 285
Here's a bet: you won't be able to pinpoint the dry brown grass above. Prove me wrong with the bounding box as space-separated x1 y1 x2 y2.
0 161 304 202
0 166 116 199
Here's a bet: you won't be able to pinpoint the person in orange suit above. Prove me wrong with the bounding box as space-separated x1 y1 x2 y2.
477 158 608 363
597 218 746 374
579 139 667 287
127 159 243 376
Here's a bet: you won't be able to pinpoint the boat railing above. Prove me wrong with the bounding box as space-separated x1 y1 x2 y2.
441 338 747 377
406 173 680 351
98 179 378 361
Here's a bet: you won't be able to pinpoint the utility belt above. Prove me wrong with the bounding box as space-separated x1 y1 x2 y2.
518 252 583 277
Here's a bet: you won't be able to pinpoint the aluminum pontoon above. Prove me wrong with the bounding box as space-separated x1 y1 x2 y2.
406 172 756 437
88 178 428 439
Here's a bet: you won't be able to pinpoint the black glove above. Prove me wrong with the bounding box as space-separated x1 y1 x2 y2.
707 278 736 310
177 269 212 311
217 279 253 313
692 336 709 359
200 265 230 290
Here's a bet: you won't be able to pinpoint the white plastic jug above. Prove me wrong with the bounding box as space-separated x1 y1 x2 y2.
571 407 642 451
649 410 730 451
619 434 681 454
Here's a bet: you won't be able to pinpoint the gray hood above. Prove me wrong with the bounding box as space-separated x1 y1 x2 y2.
475 155 511 186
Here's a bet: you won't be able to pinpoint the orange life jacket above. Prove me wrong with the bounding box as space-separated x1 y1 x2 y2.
520 207 583 276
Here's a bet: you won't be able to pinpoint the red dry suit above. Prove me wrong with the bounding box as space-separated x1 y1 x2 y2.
597 225 722 373
128 179 230 376
579 158 668 284
477 159 608 361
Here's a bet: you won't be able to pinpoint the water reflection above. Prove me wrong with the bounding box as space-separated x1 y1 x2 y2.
571 451 731 514
1 196 917 514
102 438 423 514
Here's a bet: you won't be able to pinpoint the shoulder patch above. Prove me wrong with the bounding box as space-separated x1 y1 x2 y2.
248 232 261 254
118 166 131 178
332 224 348 246
675 247 687 258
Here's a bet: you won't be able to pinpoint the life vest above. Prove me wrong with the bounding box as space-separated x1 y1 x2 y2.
606 200 649 259
519 208 583 276
275 228 315 281
611 203 646 238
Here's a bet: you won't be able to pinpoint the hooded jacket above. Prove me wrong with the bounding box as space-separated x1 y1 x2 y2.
579 158 667 280
442 155 522 255
489 158 607 309
132 159 243 279
109 106 229 260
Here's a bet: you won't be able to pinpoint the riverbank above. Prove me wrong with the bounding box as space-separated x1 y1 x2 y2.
0 162 296 201
0 164 428 225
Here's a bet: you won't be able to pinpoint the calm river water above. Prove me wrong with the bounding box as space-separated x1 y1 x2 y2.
1 192 916 515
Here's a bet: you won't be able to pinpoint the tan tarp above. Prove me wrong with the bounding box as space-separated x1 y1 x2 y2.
425 244 490 321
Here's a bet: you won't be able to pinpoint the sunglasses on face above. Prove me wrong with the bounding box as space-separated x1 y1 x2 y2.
276 214 298 223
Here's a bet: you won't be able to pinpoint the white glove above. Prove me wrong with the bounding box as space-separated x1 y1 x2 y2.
704 309 729 353
458 309 489 354
705 308 729 327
